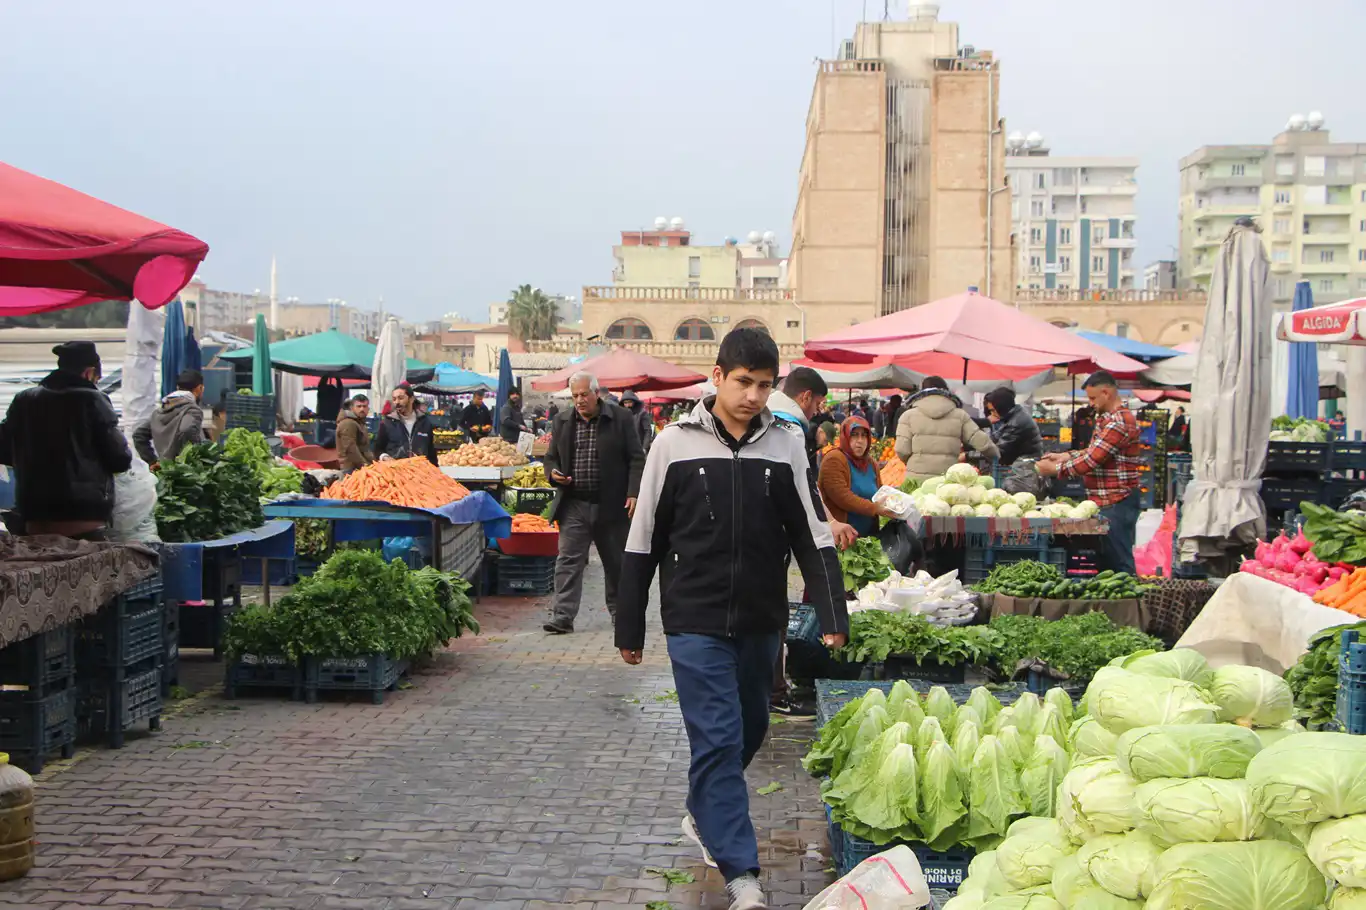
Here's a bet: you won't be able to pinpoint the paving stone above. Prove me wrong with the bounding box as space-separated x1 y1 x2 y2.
0 556 833 907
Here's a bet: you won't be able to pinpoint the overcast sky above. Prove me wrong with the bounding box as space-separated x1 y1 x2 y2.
3 1 1362 321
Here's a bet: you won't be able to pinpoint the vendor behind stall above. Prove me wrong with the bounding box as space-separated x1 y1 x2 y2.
984 387 1043 466
818 416 897 538
1036 371 1142 574
336 395 374 473
374 384 437 464
0 341 133 539
460 389 493 441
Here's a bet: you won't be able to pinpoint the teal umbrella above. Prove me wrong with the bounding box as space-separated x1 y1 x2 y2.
251 314 273 396
220 329 435 382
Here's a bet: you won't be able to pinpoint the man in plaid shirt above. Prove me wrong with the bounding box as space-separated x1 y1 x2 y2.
1037 372 1143 574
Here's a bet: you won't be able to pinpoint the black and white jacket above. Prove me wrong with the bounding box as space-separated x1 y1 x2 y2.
614 398 848 651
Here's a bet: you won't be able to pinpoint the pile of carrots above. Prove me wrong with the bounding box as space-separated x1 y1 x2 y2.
322 457 471 508
880 455 906 487
510 514 558 534
1313 566 1366 616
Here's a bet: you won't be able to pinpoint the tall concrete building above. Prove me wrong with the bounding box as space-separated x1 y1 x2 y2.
1179 113 1366 305
1005 137 1138 291
788 1 1013 333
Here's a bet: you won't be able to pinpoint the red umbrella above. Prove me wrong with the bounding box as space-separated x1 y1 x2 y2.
0 161 209 315
804 291 1146 377
530 347 706 392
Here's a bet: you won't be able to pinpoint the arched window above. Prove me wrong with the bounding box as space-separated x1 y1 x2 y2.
734 319 770 335
605 318 653 340
674 318 714 341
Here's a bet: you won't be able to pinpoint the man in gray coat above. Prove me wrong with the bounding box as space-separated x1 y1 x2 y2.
133 370 206 466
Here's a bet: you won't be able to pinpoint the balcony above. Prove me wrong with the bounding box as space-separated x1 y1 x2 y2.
1192 235 1223 249
1190 172 1263 191
1298 260 1350 274
1078 182 1138 196
1192 205 1259 221
1270 260 1293 273
1012 288 1206 305
526 338 806 362
1302 233 1352 246
1099 236 1137 249
583 285 795 302
1302 203 1354 216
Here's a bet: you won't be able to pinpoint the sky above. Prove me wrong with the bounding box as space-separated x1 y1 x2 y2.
3 0 1364 322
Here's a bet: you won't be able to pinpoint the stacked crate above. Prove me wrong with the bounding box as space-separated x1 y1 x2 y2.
76 577 164 749
0 626 77 772
1135 408 1170 510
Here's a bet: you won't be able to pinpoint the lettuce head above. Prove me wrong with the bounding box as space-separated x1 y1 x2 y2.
1247 732 1366 824
1069 716 1119 760
968 686 1005 725
968 735 1028 840
1021 734 1070 818
921 740 968 845
1044 687 1075 725
1208 664 1295 728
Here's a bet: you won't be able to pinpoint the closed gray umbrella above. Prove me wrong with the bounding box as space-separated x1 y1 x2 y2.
1179 222 1272 568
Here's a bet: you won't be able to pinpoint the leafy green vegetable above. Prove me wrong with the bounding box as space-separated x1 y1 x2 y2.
1284 621 1366 727
1306 814 1366 889
1247 732 1366 824
995 817 1075 890
1086 667 1219 734
1134 777 1263 845
988 613 1164 682
294 518 330 559
1021 734 1069 817
1076 830 1160 900
1208 665 1295 727
920 740 967 845
967 735 1027 841
1114 724 1263 782
834 611 1003 667
1301 501 1366 565
838 537 892 591
225 428 303 500
1057 758 1139 842
154 441 264 542
1145 840 1326 910
755 781 783 795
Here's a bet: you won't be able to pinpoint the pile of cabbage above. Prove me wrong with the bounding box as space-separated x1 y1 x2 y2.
943 647 1366 910
804 681 1076 851
910 463 1099 521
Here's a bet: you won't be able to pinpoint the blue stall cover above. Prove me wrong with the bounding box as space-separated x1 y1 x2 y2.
1074 330 1179 363
264 490 512 543
1286 281 1319 420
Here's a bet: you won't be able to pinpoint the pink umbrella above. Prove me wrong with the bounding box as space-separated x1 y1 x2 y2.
639 384 709 403
0 161 208 315
804 291 1146 377
530 347 706 392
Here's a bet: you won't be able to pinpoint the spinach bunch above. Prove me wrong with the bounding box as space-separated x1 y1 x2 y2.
1284 620 1366 727
839 537 892 592
987 611 1163 681
834 611 1002 667
224 428 302 501
1301 501 1366 565
154 442 264 542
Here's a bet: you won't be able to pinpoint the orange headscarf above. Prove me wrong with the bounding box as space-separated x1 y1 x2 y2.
839 416 873 472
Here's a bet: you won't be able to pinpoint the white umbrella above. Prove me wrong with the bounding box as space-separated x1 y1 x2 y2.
1179 222 1272 565
121 301 165 434
371 317 406 401
274 370 304 431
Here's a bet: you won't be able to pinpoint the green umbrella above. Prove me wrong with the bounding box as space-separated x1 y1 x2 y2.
220 329 435 382
252 314 273 396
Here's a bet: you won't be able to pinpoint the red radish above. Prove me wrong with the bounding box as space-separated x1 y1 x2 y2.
1290 528 1312 554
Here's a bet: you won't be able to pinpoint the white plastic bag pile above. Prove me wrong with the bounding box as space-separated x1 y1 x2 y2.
854 569 977 626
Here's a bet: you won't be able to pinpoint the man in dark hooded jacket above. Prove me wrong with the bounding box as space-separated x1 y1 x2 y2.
618 390 654 455
984 387 1043 466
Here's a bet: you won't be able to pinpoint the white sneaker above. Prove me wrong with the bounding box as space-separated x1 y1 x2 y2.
681 813 717 868
726 873 768 910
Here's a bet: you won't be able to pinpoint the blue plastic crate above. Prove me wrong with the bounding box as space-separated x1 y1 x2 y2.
815 679 1030 729
825 801 843 866
0 626 75 693
1336 629 1366 735
304 653 407 705
787 603 820 645
225 653 303 700
0 687 76 773
495 555 555 596
77 597 165 668
837 829 974 890
1261 477 1323 514
78 658 163 749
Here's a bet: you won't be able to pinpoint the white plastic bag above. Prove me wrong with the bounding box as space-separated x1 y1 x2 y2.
803 845 933 910
110 458 160 543
873 485 921 524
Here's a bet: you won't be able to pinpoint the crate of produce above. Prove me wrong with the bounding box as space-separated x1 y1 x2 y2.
225 653 304 700
1261 476 1323 514
1035 420 1061 439
1266 441 1330 474
0 626 75 693
837 829 974 889
1336 629 1366 735
1327 478 1365 509
225 392 276 435
0 687 76 773
964 543 1067 585
79 659 163 749
506 487 556 516
303 653 407 705
495 555 556 596
240 556 297 587
497 530 559 558
874 655 967 684
77 595 165 668
814 679 1030 730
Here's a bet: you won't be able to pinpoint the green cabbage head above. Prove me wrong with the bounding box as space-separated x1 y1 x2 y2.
1085 668 1219 735
1114 724 1262 781
1144 840 1326 910
995 817 1075 890
1330 888 1366 910
980 895 1061 910
1056 758 1139 843
1134 776 1263 845
1208 664 1295 727
1307 814 1366 889
1111 648 1214 688
1069 716 1119 760
1076 830 1162 900
1247 732 1366 824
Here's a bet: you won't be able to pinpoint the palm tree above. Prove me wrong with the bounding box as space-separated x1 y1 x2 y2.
506 285 558 343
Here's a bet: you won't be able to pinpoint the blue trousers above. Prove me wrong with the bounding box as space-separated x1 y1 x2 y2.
666 631 782 882
1100 489 1141 575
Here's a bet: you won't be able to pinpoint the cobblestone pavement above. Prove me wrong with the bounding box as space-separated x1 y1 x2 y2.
0 559 833 909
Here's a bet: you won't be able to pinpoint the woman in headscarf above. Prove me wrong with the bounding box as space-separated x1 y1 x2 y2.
818 416 897 538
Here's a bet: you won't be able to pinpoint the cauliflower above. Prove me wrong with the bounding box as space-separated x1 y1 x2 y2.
1023 510 1046 519
964 484 985 506
920 495 951 517
985 488 1013 508
996 503 1024 518
920 476 944 495
1072 499 1101 519
938 483 968 505
974 504 996 518
1067 504 1093 520
1041 503 1071 519
945 463 980 485
1011 491 1038 512
976 475 996 490
950 504 975 517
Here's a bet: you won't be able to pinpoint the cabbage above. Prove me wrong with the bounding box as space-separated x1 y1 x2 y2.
942 893 986 910
921 495 952 517
952 503 977 517
976 504 998 518
926 686 957 726
1111 648 1214 688
1307 815 1366 888
985 488 1013 508
947 463 981 484
997 503 1024 518
1331 888 1366 910
940 482 970 505
996 817 1075 889
1247 732 1366 824
921 740 969 844
1071 499 1100 520
1209 665 1295 727
980 895 1062 910
1040 503 1070 519
1057 758 1139 842
1065 888 1143 909
968 735 1028 839
1077 830 1160 900
1050 852 1093 907
1045 688 1075 725
1085 668 1220 734
1067 506 1092 520
1069 716 1119 759
1134 777 1263 844
1022 510 1044 519
978 475 996 490
921 476 944 494
966 484 987 506
1145 840 1326 910
1012 492 1038 512
1114 724 1262 781
969 686 1005 724
1021 734 1070 817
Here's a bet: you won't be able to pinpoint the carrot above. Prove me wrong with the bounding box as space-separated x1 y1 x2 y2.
322 457 470 508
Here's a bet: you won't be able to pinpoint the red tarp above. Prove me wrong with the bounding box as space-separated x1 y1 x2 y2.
530 347 706 392
804 291 1147 377
0 161 208 315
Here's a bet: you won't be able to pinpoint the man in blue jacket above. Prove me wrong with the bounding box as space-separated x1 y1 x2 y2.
616 329 847 910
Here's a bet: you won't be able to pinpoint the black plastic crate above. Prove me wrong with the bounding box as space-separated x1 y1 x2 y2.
303 654 407 705
296 557 321 579
495 555 555 596
79 659 163 749
1327 478 1364 509
1266 441 1330 474
1333 441 1366 473
874 655 967 684
964 544 1066 584
0 626 75 693
225 392 276 435
0 687 76 773
1051 476 1088 500
787 603 820 645
507 487 556 515
225 653 304 700
1261 477 1323 514
439 521 483 578
77 597 165 668
814 679 1030 730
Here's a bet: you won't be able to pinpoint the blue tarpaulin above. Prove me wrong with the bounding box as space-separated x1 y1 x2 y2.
1287 281 1319 420
1074 330 1179 363
159 520 296 601
262 490 512 543
160 300 191 397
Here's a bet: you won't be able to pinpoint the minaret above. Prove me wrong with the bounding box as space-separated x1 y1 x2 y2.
269 256 278 328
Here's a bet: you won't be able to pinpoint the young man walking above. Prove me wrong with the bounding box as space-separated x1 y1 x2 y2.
616 328 847 910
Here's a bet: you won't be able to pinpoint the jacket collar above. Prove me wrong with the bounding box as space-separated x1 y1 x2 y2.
765 390 809 430
40 368 98 392
911 387 962 408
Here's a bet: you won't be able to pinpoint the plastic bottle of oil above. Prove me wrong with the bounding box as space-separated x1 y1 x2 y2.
0 753 34 880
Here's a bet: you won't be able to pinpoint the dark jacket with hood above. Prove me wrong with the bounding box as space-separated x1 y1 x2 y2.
989 405 1044 466
615 398 848 652
542 398 645 523
0 369 133 523
619 390 654 455
499 400 525 444
373 409 437 464
335 410 374 472
133 391 204 464
459 399 493 438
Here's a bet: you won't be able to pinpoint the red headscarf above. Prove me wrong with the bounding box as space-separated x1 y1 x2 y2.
839 416 873 472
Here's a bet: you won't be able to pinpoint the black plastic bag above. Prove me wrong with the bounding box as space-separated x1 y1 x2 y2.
878 519 923 576
1003 458 1048 498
